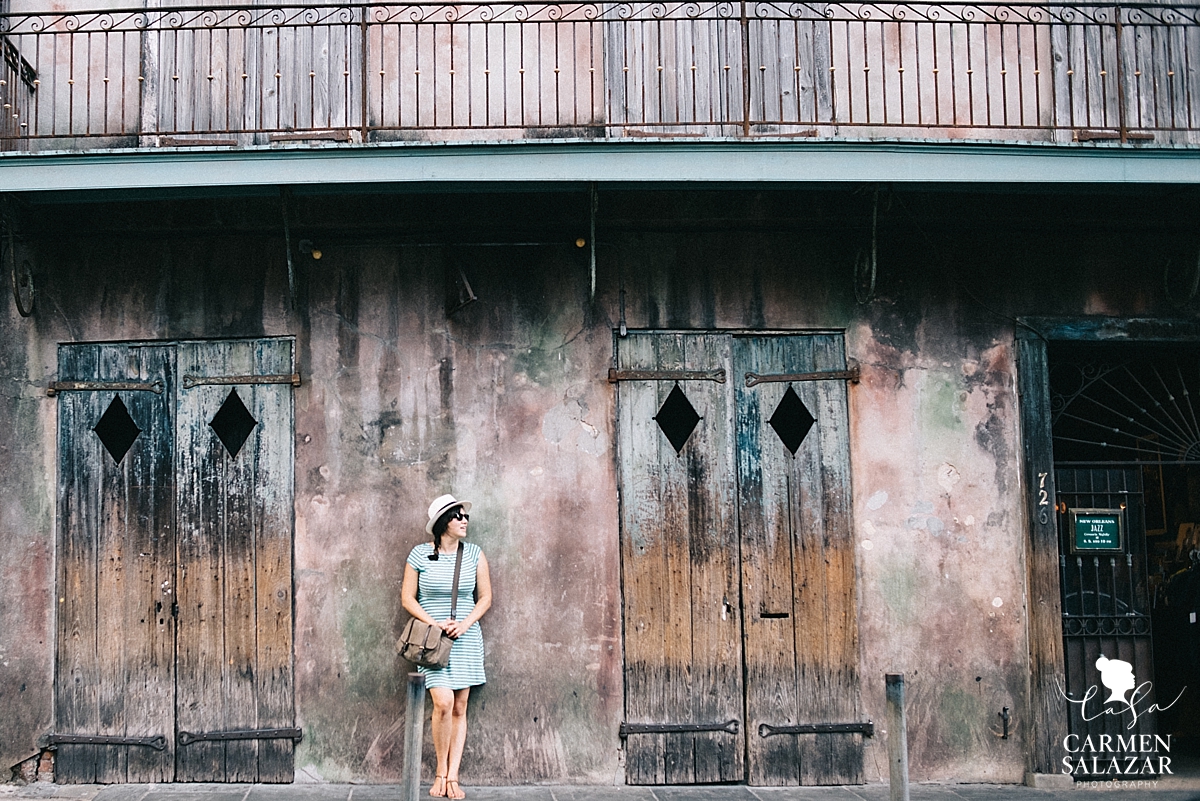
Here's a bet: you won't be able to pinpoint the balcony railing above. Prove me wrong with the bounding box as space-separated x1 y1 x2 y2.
0 1 1196 151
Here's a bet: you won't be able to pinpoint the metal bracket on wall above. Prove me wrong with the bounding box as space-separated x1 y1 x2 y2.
745 359 860 387
758 720 875 738
47 380 164 397
607 368 726 383
618 720 739 738
4 195 34 317
280 186 296 310
41 733 168 751
182 373 301 389
178 727 303 746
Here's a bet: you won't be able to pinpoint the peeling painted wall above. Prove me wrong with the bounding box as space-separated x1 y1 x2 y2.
1 186 1196 784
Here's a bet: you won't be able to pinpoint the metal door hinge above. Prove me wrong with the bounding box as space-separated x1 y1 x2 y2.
41 733 167 751
182 373 301 389
47 380 164 397
608 368 725 384
745 359 860 387
178 727 303 746
758 720 874 737
619 719 739 738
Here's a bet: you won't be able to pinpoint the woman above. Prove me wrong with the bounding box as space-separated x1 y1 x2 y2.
401 494 492 800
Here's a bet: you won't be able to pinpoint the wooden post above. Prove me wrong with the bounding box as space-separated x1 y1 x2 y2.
403 672 426 801
886 673 909 801
1015 331 1067 776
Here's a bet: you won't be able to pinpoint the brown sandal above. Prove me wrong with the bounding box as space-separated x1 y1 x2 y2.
430 776 448 798
445 779 465 800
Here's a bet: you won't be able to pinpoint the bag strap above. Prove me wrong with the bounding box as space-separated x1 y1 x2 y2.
449 541 464 621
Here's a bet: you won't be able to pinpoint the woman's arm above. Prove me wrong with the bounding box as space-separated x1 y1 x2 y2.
444 552 492 638
401 563 441 627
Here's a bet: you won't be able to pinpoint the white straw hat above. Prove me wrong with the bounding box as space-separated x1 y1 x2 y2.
426 494 472 535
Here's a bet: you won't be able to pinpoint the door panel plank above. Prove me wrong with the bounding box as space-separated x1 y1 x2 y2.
175 361 229 782
798 334 861 785
249 339 297 783
55 345 101 785
735 335 803 786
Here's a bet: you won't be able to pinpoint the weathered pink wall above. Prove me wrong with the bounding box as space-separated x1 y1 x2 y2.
848 326 1026 782
292 245 623 782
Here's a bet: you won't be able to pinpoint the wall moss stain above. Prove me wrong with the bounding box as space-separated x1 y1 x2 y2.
877 557 922 628
337 565 403 703
921 374 965 435
930 686 989 761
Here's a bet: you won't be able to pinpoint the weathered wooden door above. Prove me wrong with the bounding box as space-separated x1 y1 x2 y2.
55 344 177 783
174 339 296 782
54 338 296 784
616 331 863 786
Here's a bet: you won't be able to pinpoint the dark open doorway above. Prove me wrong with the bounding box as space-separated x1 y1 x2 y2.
1049 341 1200 779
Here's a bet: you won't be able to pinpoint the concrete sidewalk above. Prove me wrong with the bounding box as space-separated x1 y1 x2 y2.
3 783 1200 801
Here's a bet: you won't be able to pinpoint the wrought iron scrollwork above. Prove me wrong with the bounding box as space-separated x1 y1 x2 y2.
1062 615 1152 637
1050 356 1200 462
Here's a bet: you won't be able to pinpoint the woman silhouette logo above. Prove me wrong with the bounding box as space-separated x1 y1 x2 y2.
1095 655 1137 711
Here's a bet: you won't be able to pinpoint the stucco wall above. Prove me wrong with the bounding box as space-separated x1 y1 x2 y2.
0 186 1193 784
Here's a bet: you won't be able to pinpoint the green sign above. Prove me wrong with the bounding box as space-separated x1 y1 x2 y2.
1071 509 1124 552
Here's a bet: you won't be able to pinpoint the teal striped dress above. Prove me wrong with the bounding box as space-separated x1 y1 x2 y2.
406 541 487 689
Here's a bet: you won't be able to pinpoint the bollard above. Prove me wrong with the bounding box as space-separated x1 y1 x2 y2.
402 672 426 801
886 673 910 801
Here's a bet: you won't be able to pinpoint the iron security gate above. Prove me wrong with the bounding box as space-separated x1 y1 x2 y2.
1055 467 1156 746
614 331 865 786
52 338 297 783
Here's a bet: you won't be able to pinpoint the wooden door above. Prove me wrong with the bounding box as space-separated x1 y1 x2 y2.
616 332 745 783
55 343 177 783
734 334 861 786
54 338 296 784
174 339 296 782
616 331 862 786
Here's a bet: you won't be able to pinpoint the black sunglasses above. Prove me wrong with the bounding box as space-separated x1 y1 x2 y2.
450 510 469 522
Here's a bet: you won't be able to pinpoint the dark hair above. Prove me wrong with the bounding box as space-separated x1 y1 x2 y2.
427 505 463 560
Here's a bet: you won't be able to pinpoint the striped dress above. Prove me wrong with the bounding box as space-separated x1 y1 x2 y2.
406 541 487 689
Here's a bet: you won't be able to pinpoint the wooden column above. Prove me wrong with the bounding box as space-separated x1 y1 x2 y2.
1015 332 1067 775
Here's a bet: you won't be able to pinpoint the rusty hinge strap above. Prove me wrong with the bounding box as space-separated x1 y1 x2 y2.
178 727 303 746
42 733 167 751
619 719 739 738
182 373 301 390
1074 129 1122 142
47 380 163 397
607 368 725 384
758 720 874 738
160 136 237 147
745 361 860 387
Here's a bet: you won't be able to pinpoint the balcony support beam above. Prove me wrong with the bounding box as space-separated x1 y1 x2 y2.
1 140 1198 195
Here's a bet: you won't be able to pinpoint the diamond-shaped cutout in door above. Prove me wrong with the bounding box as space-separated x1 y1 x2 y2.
654 384 700 454
93 395 142 466
769 385 815 456
209 388 258 458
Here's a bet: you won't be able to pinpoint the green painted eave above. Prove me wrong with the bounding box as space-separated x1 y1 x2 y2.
1 137 1198 194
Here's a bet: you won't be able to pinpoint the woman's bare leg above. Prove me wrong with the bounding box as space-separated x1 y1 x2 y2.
444 688 471 799
428 687 455 797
